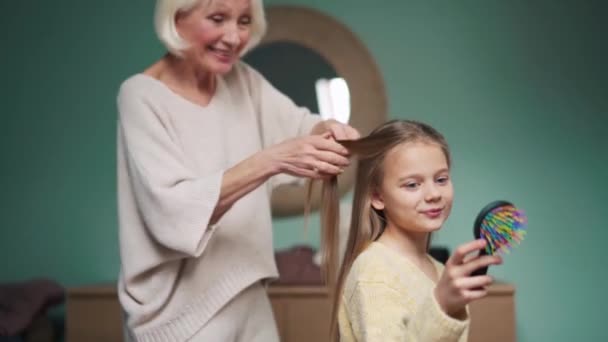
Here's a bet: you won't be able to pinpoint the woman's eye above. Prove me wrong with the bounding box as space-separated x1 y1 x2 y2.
239 16 252 25
209 15 224 23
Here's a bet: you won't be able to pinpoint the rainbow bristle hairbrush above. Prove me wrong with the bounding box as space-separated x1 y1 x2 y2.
471 200 527 276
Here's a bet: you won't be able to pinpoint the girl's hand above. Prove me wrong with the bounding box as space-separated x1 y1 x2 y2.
434 239 503 319
311 119 360 141
262 133 351 179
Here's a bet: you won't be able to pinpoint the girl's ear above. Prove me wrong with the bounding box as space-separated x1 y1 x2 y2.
370 188 385 211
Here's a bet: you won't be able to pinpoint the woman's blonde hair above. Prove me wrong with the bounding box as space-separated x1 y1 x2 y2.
154 0 267 57
314 119 451 340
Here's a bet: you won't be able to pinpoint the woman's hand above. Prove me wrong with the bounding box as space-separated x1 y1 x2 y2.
262 133 351 179
434 239 503 319
311 119 360 141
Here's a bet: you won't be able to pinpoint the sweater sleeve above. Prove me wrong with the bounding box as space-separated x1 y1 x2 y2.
408 289 469 341
242 64 324 188
117 85 222 258
344 281 468 341
243 63 323 148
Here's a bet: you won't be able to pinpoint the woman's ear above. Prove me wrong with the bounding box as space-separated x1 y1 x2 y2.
370 188 385 211
175 13 186 37
174 9 191 37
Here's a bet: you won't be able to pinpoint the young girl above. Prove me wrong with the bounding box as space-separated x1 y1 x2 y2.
319 120 503 341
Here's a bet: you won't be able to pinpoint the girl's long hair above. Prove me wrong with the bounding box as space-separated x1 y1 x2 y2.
313 119 451 341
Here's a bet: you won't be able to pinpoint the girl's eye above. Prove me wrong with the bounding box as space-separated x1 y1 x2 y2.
404 183 419 189
437 176 449 184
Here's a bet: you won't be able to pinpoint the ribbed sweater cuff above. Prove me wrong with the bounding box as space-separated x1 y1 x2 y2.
418 290 469 340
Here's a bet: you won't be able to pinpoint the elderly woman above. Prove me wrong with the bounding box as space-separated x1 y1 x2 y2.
116 0 359 341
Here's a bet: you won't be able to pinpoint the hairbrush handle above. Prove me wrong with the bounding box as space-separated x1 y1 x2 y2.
470 200 512 277
470 246 489 276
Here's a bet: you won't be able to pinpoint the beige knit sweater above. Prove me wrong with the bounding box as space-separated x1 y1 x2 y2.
339 242 469 342
116 62 321 342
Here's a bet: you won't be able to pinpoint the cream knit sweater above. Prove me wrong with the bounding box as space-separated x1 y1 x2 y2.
339 242 469 342
116 62 321 341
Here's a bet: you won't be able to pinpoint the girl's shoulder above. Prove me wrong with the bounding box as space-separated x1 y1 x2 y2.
428 256 446 275
342 243 408 302
347 243 401 283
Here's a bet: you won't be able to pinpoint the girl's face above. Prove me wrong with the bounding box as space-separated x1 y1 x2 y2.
371 141 453 234
176 0 252 75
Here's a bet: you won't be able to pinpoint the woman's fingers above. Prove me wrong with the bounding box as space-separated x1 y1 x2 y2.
343 124 361 140
273 133 356 179
319 120 360 141
311 135 349 155
311 160 344 175
284 165 326 179
328 124 348 141
313 150 350 167
321 131 333 139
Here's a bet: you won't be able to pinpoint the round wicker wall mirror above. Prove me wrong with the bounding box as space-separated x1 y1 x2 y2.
246 6 387 217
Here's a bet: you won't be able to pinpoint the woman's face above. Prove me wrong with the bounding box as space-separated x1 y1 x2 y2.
176 0 252 74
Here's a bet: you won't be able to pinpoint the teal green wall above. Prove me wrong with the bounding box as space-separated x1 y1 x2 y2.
1 1 606 340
